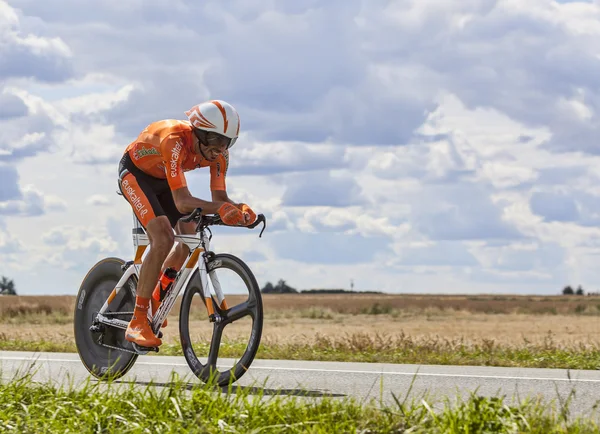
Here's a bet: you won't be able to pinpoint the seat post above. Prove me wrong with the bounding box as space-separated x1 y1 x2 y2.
131 211 149 263
132 211 145 234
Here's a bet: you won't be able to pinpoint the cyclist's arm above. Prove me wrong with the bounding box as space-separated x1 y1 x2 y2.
211 189 237 206
162 135 224 214
172 187 224 214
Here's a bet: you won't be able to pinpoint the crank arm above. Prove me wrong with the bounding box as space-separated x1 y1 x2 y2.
95 313 129 331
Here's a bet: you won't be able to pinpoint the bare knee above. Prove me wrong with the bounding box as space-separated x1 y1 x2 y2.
147 217 175 258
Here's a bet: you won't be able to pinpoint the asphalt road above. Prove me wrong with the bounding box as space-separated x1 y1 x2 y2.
2 351 600 418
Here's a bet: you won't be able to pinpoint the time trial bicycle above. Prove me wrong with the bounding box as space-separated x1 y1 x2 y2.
73 207 266 387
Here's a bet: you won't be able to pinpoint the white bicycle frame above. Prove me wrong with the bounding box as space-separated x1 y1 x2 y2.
95 213 228 333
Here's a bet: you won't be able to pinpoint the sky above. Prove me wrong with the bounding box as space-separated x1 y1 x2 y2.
2 0 600 296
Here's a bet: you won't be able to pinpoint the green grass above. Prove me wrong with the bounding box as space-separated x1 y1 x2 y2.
2 332 600 370
1 370 599 433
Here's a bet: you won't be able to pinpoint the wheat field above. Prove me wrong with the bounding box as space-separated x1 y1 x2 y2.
2 293 600 348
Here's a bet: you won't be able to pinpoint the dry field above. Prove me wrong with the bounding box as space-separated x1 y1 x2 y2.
2 293 600 348
5 299 598 434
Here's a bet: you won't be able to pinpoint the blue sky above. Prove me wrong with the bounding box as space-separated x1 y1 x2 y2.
2 0 600 295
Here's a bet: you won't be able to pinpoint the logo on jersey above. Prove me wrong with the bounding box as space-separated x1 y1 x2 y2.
121 179 148 219
222 151 229 177
134 147 159 160
170 140 183 178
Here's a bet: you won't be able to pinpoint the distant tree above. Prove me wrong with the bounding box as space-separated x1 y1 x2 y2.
261 279 297 294
261 282 275 293
274 279 297 294
562 285 574 295
576 285 585 296
0 276 16 295
301 289 384 294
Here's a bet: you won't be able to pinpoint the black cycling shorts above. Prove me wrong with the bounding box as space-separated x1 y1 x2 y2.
117 153 184 228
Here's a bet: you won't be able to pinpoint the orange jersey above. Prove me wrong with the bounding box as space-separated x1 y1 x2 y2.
124 119 228 191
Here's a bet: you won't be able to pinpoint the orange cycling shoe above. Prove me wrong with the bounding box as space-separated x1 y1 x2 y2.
126 296 162 347
125 317 162 347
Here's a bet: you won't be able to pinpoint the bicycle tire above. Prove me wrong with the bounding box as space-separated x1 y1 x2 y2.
179 253 263 387
74 257 138 380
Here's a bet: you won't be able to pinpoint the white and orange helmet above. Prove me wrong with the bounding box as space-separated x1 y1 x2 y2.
185 100 240 149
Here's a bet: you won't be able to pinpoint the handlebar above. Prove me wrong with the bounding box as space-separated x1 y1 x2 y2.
180 208 203 223
181 208 267 238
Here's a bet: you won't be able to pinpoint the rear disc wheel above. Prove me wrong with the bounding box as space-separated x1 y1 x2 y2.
74 257 138 379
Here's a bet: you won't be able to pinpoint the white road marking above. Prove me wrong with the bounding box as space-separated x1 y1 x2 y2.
2 355 600 383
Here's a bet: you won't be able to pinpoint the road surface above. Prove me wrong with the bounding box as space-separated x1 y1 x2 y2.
2 351 600 417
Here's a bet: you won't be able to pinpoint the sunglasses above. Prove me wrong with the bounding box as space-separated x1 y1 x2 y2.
205 132 237 150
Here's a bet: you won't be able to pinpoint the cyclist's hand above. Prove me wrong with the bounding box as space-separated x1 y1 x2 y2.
237 203 256 225
218 202 245 226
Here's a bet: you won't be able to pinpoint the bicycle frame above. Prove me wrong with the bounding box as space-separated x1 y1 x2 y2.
94 213 227 334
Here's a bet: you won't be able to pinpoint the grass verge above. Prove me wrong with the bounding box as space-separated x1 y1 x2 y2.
1 369 599 433
2 332 600 370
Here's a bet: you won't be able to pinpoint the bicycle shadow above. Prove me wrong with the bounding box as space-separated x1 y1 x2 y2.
119 380 346 398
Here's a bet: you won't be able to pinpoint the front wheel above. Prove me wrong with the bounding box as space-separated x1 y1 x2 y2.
179 253 263 387
74 257 138 379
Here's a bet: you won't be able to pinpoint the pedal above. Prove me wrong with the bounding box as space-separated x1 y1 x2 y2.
89 324 105 333
131 342 159 354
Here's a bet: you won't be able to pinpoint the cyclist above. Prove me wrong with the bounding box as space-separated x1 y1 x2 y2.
117 100 257 348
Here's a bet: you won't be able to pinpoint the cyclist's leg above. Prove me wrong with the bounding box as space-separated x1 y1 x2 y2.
153 221 194 272
118 155 174 346
149 192 195 326
160 191 194 269
135 216 174 299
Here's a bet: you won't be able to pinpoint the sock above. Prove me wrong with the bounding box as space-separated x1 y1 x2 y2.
132 296 150 321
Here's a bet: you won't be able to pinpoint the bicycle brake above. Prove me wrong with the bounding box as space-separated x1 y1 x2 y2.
121 260 134 272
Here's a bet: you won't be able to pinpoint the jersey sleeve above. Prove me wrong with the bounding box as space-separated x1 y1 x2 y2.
161 134 188 191
210 152 228 191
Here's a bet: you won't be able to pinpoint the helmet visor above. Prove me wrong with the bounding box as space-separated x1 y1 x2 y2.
205 132 236 149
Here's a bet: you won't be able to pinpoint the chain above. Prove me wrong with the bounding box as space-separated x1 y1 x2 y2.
97 341 141 355
96 334 155 355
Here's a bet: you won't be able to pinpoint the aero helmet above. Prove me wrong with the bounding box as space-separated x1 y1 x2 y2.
185 100 240 149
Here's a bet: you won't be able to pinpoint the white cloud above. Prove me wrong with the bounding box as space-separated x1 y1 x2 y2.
0 184 64 216
0 0 72 82
3 0 600 296
42 225 118 252
0 224 22 254
281 171 365 207
299 207 407 238
231 140 348 175
86 195 110 206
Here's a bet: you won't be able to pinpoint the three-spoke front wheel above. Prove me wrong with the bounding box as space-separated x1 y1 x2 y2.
179 253 263 387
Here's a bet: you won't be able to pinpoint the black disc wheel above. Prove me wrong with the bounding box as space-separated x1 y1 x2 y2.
74 257 138 380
